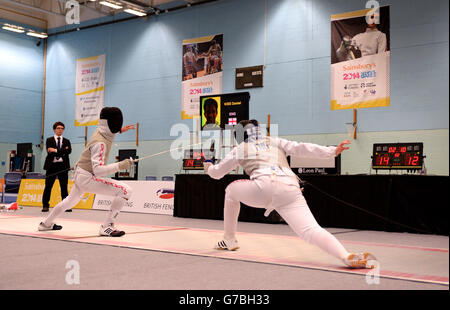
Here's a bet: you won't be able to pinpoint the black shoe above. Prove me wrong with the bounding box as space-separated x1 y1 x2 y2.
52 224 63 230
110 230 125 237
99 225 125 237
65 209 72 212
38 222 63 231
42 207 49 212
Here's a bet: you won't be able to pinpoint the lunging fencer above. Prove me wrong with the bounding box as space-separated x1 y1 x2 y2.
38 107 135 237
203 119 377 268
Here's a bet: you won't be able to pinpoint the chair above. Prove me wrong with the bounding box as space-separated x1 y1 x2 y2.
26 172 45 179
145 176 157 181
4 172 22 193
161 176 174 181
3 172 22 203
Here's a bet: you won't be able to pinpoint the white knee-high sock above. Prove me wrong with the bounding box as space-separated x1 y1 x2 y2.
277 207 350 260
223 198 240 240
104 196 127 227
43 195 80 227
306 228 350 260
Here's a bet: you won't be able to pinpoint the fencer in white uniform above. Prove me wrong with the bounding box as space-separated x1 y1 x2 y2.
38 107 135 237
351 24 387 57
203 120 376 268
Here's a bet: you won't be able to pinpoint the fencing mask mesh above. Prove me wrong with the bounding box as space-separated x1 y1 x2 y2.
100 107 123 134
234 119 259 144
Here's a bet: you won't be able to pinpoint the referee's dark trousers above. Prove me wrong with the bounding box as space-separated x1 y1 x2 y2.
42 162 69 210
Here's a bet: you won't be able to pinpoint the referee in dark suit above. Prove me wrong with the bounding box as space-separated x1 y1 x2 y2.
42 122 72 212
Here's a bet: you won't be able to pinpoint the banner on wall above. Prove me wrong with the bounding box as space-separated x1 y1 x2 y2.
75 54 105 126
181 34 223 119
17 179 94 209
92 181 175 215
330 6 390 110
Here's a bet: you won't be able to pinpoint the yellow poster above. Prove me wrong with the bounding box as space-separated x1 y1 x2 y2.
75 54 105 126
17 179 94 209
181 34 223 119
330 6 390 110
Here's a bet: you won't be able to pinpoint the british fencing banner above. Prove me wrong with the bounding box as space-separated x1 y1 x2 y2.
330 6 390 110
92 181 175 215
75 54 105 126
181 34 223 120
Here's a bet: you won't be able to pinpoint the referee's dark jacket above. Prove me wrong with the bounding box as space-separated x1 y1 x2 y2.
43 136 72 171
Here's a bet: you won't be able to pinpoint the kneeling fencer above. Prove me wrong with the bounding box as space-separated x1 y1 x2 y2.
38 107 135 237
203 119 376 268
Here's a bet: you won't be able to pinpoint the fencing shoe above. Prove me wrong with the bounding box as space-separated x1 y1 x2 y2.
344 252 377 269
38 222 62 231
99 224 125 237
215 239 239 251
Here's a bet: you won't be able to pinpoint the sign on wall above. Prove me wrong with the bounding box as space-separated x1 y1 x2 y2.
181 34 223 120
17 179 94 209
330 6 390 110
75 54 105 126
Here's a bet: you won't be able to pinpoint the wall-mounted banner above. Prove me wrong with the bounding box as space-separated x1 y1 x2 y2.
75 54 105 126
181 34 223 119
331 6 390 110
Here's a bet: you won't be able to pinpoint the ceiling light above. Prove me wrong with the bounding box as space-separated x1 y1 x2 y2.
124 8 147 17
2 24 25 33
99 1 123 9
26 31 48 38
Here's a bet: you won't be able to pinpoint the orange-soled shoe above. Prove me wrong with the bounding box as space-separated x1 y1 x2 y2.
344 252 377 269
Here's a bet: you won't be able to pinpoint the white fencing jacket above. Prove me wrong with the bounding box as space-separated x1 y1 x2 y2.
206 137 337 187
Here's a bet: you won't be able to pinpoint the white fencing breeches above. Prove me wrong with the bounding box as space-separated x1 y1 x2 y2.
43 167 132 227
223 176 350 260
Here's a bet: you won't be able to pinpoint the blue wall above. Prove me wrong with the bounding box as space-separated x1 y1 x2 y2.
1 0 449 145
42 0 449 143
0 25 44 144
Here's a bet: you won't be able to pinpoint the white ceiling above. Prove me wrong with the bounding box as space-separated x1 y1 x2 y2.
0 0 204 30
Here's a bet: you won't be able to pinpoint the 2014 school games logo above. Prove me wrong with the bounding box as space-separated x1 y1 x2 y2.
156 188 174 199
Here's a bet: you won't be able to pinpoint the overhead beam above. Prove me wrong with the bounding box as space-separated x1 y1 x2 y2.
1 0 66 18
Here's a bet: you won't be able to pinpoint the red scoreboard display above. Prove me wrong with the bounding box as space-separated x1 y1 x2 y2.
183 149 215 170
372 143 424 170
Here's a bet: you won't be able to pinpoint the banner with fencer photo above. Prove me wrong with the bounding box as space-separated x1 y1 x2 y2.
330 6 390 110
75 54 105 126
181 34 223 119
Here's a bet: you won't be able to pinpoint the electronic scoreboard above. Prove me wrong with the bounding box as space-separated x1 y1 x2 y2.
371 142 424 170
182 149 215 170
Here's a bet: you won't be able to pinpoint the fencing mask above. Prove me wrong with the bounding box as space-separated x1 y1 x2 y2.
100 107 123 134
234 119 260 144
